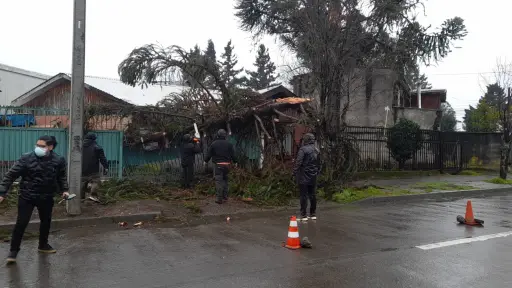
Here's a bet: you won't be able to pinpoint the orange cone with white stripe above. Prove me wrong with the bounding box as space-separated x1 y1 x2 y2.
285 216 301 249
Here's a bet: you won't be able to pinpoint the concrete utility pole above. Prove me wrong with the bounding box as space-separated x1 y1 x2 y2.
67 0 86 215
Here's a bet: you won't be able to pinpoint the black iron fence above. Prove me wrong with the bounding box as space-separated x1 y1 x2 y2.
342 126 504 172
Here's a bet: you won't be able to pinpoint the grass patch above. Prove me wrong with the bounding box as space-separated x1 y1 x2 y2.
353 170 440 181
331 186 414 204
458 170 482 176
411 182 475 192
485 177 512 185
96 180 176 204
183 201 202 214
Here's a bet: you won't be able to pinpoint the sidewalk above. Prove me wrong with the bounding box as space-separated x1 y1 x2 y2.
0 171 510 232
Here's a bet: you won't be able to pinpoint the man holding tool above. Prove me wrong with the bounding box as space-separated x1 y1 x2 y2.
0 135 70 264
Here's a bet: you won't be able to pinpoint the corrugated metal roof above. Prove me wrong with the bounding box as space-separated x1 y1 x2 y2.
0 63 50 80
81 76 186 106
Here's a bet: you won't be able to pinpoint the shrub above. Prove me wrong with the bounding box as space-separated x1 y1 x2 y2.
387 118 423 169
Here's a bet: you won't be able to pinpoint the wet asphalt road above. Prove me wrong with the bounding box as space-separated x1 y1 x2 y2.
2 195 512 288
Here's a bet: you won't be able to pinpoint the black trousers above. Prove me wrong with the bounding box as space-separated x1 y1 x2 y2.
181 165 194 188
214 165 229 201
10 197 54 252
299 184 317 217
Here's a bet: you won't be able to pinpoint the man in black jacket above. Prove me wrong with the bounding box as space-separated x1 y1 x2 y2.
293 133 320 222
0 135 69 264
82 133 108 199
204 129 235 204
180 134 201 188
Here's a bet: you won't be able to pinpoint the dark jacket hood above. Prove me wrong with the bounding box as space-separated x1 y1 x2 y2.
183 134 192 143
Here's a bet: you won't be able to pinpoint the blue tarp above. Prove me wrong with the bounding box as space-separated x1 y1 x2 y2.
4 114 36 127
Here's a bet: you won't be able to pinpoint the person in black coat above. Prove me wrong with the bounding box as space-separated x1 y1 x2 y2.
82 133 108 199
180 134 201 188
0 135 69 264
293 133 320 221
204 129 236 204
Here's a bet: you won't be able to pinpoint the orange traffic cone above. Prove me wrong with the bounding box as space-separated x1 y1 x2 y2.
465 200 477 225
285 216 301 249
456 200 484 226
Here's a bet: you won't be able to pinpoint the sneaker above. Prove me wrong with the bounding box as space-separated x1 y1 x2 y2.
310 215 317 220
215 199 223 204
38 244 56 254
299 216 308 222
6 251 17 264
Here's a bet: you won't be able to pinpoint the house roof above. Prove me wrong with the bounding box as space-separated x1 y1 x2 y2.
11 73 130 106
410 89 447 103
11 73 186 106
257 85 297 99
0 63 50 80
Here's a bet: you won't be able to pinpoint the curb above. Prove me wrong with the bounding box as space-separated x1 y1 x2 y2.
354 187 512 205
0 212 161 231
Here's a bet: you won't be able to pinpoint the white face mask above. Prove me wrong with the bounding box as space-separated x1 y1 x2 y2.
34 146 48 157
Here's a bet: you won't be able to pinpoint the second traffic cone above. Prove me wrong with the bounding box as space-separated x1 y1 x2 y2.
285 216 301 249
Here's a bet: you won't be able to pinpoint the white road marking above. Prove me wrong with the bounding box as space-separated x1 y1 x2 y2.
416 231 512 250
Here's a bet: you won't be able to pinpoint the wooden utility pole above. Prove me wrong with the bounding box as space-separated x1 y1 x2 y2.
67 0 86 215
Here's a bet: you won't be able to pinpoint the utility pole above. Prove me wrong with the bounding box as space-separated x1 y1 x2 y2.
67 0 86 215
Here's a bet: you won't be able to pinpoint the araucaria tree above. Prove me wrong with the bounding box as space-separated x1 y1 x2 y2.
246 44 279 90
235 0 466 134
235 0 467 182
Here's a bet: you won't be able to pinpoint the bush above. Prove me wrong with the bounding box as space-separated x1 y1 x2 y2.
387 118 423 169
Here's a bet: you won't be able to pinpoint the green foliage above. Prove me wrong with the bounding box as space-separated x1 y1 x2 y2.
220 40 245 88
387 119 423 169
96 180 173 204
331 186 413 204
246 44 280 90
440 102 457 132
458 170 482 176
182 45 207 88
204 39 218 89
411 182 475 192
485 177 512 185
463 99 500 132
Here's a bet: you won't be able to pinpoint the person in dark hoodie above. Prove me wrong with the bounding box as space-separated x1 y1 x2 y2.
82 133 108 199
0 135 69 264
204 129 235 204
180 134 201 188
293 133 320 222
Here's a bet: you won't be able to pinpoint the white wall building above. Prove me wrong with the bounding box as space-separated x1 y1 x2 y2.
0 63 50 106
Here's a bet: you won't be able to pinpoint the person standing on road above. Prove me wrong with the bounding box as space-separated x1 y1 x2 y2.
82 133 108 199
204 129 236 204
293 133 320 222
0 135 69 264
180 134 201 188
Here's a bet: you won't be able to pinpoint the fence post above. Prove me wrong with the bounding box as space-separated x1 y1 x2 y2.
439 131 444 173
117 131 124 179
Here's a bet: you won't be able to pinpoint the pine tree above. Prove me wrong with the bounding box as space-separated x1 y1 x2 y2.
204 39 218 89
220 40 244 88
182 45 206 89
246 44 279 90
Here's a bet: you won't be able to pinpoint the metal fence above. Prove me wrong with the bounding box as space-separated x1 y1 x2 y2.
343 126 504 172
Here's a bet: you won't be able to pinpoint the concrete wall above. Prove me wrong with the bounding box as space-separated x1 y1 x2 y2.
292 69 439 129
0 64 48 106
394 107 438 130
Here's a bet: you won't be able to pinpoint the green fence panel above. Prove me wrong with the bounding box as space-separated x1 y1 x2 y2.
0 128 124 180
89 131 124 179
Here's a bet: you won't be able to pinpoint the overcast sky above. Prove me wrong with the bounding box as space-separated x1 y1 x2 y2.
0 0 510 124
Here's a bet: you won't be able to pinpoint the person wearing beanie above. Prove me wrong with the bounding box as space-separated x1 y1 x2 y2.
204 129 236 204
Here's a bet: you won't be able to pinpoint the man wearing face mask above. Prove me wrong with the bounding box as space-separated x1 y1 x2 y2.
0 135 69 264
